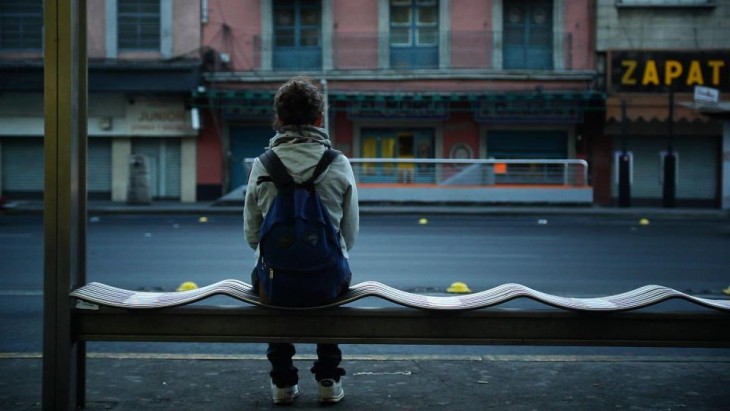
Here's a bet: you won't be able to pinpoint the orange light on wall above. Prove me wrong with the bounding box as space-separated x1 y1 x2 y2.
494 163 507 174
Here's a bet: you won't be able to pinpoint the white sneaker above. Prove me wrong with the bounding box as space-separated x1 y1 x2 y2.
318 379 344 403
271 381 300 404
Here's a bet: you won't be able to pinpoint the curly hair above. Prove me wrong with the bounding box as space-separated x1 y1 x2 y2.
273 77 324 129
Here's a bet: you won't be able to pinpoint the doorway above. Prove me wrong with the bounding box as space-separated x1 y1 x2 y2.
229 126 273 189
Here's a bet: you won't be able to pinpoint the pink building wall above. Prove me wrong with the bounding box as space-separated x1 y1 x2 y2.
329 79 588 93
564 0 595 70
450 0 492 69
333 0 379 70
203 0 261 71
174 0 202 58
87 1 106 58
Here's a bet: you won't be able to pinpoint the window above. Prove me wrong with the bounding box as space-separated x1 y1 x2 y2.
118 0 161 51
503 0 553 70
273 0 322 70
0 0 43 50
390 0 439 69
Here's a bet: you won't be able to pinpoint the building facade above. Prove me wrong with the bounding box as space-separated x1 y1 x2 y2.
595 0 728 207
3 1 727 208
195 0 602 202
0 0 201 202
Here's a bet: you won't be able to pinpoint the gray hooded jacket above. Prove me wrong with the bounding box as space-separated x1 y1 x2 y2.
243 125 359 262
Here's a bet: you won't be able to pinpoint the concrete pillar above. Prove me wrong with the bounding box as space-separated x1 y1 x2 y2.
105 0 117 58
491 1 503 69
378 0 389 70
111 138 131 202
553 0 565 70
161 0 173 59
439 0 451 70
322 0 333 71
261 0 272 71
180 137 197 203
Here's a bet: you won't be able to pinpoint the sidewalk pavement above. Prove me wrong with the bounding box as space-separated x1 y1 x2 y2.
2 353 729 410
5 199 730 219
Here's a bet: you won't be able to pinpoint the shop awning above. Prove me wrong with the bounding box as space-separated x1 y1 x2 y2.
89 60 201 92
0 60 201 92
192 89 276 118
193 88 605 121
679 101 730 120
606 94 709 123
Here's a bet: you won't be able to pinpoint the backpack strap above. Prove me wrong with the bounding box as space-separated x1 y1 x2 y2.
307 149 340 184
259 148 340 190
258 150 294 191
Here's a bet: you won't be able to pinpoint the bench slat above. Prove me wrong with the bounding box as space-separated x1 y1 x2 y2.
70 280 730 313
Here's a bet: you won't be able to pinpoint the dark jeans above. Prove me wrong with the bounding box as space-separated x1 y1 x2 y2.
267 343 345 387
251 266 351 387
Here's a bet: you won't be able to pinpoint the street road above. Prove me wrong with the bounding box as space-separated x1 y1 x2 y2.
1 213 729 357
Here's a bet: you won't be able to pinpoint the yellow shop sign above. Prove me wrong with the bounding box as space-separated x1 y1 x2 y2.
609 51 729 92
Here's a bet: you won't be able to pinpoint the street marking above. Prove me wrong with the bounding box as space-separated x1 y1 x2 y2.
0 290 43 296
0 353 42 359
354 252 540 259
354 371 412 376
0 233 33 238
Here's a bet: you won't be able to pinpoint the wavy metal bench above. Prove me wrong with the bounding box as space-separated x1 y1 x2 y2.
73 280 730 313
61 280 730 410
71 280 730 347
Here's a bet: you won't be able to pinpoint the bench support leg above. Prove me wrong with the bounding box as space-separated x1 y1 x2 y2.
76 342 86 409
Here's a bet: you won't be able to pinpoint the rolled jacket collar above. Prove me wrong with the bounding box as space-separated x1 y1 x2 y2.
269 125 332 148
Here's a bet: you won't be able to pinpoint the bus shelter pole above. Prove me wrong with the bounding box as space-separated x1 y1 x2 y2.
42 0 88 409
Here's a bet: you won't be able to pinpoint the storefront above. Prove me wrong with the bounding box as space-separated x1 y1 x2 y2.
0 60 201 202
0 93 197 202
194 85 604 201
605 50 727 207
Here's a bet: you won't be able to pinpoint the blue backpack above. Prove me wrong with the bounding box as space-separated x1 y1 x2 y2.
255 148 349 307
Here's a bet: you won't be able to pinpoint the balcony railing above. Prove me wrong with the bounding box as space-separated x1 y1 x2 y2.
244 158 588 187
242 157 591 204
241 30 592 74
347 158 589 187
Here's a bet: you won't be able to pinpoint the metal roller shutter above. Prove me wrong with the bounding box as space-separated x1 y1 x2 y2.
164 139 181 198
675 136 718 200
487 131 568 159
88 139 112 194
629 137 662 199
1 138 43 193
612 135 718 201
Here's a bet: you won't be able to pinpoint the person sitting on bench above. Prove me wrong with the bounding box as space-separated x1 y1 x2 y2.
243 77 360 405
